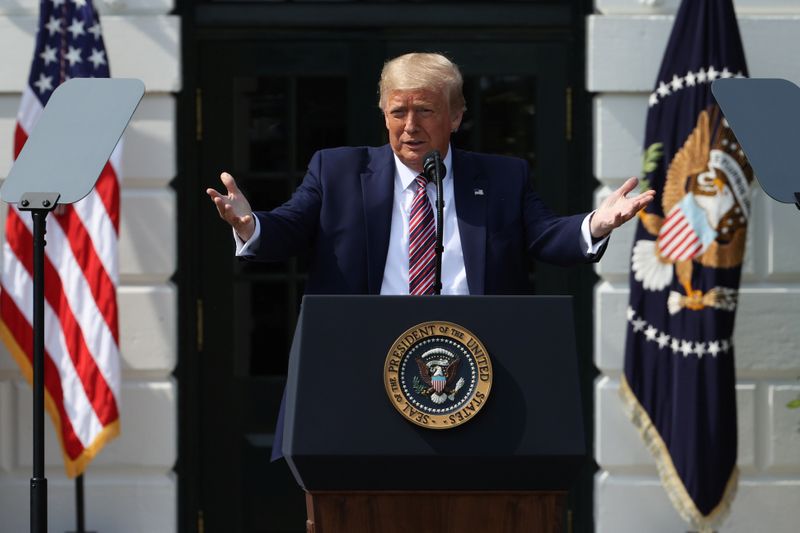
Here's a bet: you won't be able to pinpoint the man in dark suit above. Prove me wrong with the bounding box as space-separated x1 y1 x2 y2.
208 52 653 294
207 52 654 459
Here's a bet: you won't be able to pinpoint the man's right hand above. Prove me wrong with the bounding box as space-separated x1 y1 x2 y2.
206 172 256 242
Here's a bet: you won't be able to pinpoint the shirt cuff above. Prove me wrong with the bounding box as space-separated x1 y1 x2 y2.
581 211 609 256
234 215 261 256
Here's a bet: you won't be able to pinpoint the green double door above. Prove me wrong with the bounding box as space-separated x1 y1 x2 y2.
191 35 591 533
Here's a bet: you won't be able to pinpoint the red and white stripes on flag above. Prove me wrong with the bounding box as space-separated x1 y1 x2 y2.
0 0 120 478
657 193 717 263
657 205 705 261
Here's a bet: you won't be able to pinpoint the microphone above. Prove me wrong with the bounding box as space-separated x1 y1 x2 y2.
422 150 447 184
422 150 446 295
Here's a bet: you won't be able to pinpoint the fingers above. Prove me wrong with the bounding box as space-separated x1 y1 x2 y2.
623 176 639 188
207 170 247 213
594 182 656 233
622 195 649 215
632 190 656 211
206 172 238 198
622 191 655 220
210 194 232 220
640 189 656 204
605 191 655 227
617 176 640 197
218 197 244 223
220 172 240 195
207 187 236 219
206 171 255 238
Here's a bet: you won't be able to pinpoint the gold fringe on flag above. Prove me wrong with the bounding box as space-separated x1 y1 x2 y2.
618 375 738 532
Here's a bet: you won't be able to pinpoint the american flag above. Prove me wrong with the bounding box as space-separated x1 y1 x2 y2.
0 0 121 477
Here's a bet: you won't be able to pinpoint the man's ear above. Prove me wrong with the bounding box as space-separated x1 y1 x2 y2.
383 109 391 131
450 109 464 132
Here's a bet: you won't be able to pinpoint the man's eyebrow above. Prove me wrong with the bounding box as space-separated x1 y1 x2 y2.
388 100 434 112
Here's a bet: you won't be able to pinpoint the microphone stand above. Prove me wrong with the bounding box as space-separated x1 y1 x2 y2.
423 150 446 295
433 156 444 295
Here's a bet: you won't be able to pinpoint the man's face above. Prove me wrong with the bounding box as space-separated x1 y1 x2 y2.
383 88 463 173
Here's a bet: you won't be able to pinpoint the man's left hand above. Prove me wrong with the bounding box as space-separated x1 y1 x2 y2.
590 177 656 239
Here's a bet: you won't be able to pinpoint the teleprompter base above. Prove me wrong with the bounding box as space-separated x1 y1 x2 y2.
305 491 566 533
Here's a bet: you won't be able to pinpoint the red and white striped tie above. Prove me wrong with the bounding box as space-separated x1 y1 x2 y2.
409 174 436 295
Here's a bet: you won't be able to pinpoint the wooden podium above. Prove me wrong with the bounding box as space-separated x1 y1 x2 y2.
280 296 586 533
305 492 566 533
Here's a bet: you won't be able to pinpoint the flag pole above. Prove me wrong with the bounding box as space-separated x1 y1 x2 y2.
76 474 85 533
66 473 95 533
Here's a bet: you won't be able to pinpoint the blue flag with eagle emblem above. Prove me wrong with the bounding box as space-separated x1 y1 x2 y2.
621 0 752 530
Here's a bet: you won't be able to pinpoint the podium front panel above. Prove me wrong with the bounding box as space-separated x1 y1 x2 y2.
282 295 585 491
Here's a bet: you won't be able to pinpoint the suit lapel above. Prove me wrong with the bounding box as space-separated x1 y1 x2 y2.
453 149 487 295
361 146 395 294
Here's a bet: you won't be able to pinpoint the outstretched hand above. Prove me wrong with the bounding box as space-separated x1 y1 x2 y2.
206 172 256 241
590 177 656 239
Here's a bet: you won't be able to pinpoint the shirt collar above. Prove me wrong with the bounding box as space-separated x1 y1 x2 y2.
393 145 453 191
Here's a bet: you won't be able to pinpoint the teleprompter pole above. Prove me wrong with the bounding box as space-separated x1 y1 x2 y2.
20 192 60 533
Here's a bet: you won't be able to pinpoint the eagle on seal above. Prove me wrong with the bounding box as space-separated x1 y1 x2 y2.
416 355 462 405
631 106 752 314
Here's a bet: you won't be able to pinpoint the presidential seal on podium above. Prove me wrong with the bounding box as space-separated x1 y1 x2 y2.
383 321 493 429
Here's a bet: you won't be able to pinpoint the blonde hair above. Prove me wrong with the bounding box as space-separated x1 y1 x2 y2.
378 53 466 115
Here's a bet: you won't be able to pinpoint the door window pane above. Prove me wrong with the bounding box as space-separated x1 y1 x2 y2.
454 75 537 169
233 77 290 173
296 77 348 169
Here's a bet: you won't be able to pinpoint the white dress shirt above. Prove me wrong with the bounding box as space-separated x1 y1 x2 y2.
380 149 468 294
235 145 608 292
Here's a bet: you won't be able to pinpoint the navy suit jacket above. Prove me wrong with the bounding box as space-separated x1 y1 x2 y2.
250 144 601 295
253 144 605 460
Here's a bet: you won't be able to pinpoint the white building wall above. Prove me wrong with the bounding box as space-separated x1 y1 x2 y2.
590 1 800 531
0 0 180 531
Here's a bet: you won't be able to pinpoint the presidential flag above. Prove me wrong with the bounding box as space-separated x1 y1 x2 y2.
0 0 121 477
621 0 752 530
